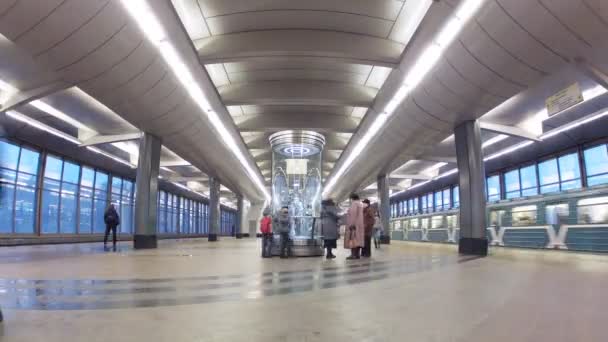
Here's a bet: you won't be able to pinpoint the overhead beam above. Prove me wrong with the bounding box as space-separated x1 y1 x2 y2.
80 132 142 147
416 155 457 164
166 176 208 182
574 57 608 90
390 173 432 180
160 160 192 167
246 133 349 150
0 81 71 113
237 112 359 133
218 81 376 107
479 121 541 142
195 30 403 68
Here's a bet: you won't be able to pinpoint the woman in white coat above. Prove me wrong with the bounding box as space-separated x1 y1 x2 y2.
344 193 365 260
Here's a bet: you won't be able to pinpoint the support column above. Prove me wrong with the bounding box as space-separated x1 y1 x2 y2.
454 120 488 256
377 174 391 244
236 195 245 238
208 177 220 241
134 133 161 249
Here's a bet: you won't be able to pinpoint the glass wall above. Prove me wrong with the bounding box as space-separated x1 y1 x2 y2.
486 175 501 202
584 144 608 186
0 140 40 234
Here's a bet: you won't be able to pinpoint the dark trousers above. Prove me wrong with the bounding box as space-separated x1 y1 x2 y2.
262 233 273 257
362 236 372 257
104 225 117 247
279 232 291 257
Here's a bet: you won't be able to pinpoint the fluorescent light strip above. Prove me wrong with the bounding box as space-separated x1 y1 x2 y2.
323 0 485 197
120 0 270 201
539 108 608 141
30 100 94 132
86 146 135 168
6 110 81 144
481 134 508 149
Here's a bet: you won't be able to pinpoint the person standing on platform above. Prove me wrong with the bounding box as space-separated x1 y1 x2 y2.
361 199 375 258
345 193 364 260
320 199 340 259
260 209 273 258
373 211 383 249
103 204 120 251
274 206 292 258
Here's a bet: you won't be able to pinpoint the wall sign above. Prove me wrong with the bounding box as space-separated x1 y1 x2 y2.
546 83 584 117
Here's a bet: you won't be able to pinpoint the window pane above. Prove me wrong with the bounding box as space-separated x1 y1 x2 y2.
434 191 442 210
62 161 80 184
18 148 40 174
486 175 501 201
60 183 77 233
14 185 36 233
0 140 20 170
538 159 559 193
81 167 94 187
93 199 107 233
558 153 581 190
443 189 450 208
95 171 108 190
504 170 520 199
79 189 93 234
421 196 427 213
584 145 608 186
427 193 433 211
453 186 460 207
44 155 63 180
112 176 122 195
0 183 15 233
520 165 538 196
41 189 59 233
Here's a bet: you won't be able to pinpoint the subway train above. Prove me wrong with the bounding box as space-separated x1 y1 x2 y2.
390 185 608 253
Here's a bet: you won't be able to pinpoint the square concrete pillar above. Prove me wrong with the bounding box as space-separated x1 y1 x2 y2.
134 133 161 249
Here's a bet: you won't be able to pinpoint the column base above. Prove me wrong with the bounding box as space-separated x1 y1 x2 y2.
380 235 391 244
208 234 218 242
134 235 157 249
458 237 488 256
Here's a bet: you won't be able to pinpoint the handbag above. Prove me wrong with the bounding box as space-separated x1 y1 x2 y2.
346 227 357 249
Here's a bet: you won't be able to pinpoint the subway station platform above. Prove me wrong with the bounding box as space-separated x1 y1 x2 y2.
0 240 606 342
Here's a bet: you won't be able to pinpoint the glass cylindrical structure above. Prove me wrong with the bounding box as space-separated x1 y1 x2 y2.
269 131 325 256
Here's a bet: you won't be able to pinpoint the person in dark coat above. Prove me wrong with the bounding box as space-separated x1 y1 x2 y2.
274 206 291 258
320 199 340 259
361 199 376 258
103 204 120 250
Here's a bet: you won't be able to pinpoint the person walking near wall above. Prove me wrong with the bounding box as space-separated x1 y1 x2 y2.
274 206 292 258
260 209 273 258
320 199 340 259
361 199 375 257
103 204 120 251
345 193 364 260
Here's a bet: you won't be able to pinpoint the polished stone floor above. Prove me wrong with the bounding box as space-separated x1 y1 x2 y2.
0 239 606 342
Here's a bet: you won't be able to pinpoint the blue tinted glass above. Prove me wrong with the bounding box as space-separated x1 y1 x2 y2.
95 171 108 190
435 191 442 209
520 165 538 196
584 145 608 186
538 159 559 193
17 172 37 187
558 153 581 190
427 193 433 211
486 175 501 201
421 196 427 211
504 170 520 198
62 161 80 184
60 184 77 233
120 203 132 234
93 199 106 233
14 185 36 233
41 189 59 233
79 191 93 234
0 168 16 183
443 189 450 208
81 167 95 187
44 155 63 180
112 176 122 195
0 183 15 233
18 148 40 174
0 140 20 170
122 180 133 198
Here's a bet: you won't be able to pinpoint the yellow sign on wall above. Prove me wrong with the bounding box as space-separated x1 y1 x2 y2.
546 83 584 117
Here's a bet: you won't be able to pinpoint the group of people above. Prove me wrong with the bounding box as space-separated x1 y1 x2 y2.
260 193 383 259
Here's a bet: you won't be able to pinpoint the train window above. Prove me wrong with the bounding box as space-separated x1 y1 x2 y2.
410 218 419 229
402 219 410 230
558 153 581 190
584 144 608 186
431 216 443 228
505 169 521 199
539 158 560 194
511 205 537 226
394 220 402 231
446 215 457 228
577 197 608 224
486 175 501 201
489 210 506 227
545 203 569 225
420 217 429 229
520 165 538 196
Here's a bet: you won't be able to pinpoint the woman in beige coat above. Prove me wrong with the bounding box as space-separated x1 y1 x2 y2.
344 193 365 260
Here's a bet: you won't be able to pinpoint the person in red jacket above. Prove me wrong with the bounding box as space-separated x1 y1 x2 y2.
260 209 273 258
